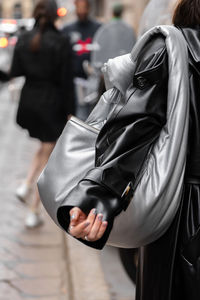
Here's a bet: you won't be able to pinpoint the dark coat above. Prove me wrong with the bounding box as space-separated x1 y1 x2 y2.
3 24 75 142
62 19 101 78
57 27 200 299
136 27 200 300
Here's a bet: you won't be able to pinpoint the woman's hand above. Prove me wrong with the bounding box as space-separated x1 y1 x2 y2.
68 207 108 242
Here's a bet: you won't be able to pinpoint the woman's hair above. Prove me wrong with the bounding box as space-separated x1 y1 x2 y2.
172 0 200 27
30 0 58 52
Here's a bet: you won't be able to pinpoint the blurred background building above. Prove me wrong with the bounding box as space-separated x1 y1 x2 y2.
0 0 150 33
0 0 33 19
95 0 149 32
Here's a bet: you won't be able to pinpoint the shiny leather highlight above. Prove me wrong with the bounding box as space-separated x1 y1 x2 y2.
39 25 189 249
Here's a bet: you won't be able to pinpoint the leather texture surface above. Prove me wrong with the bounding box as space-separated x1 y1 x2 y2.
38 87 121 226
107 26 190 247
38 25 189 249
136 26 200 300
38 116 98 226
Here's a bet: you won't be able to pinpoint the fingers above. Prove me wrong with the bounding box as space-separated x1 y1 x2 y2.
68 208 108 242
69 207 86 226
95 220 108 240
85 208 97 229
86 214 108 241
69 219 90 238
69 208 96 238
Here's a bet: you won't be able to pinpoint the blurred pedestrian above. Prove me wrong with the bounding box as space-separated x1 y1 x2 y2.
62 0 101 120
0 0 75 228
90 2 136 99
17 25 27 37
57 0 200 299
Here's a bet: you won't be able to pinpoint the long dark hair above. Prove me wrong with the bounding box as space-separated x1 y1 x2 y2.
173 0 200 27
30 0 58 52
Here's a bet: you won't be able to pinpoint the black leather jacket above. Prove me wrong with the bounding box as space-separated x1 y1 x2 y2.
57 26 200 251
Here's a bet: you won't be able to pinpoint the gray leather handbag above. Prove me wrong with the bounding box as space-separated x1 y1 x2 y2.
38 26 189 248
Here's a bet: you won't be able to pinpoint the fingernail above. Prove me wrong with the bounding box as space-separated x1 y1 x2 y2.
71 213 76 220
98 214 103 221
103 221 108 226
84 222 90 228
92 208 97 215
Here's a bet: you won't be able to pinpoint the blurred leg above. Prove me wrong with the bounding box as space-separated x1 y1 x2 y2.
26 142 55 186
28 142 55 210
25 142 55 228
16 142 56 203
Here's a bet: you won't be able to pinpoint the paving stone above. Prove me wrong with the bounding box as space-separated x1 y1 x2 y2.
0 246 19 262
16 231 62 247
1 240 63 263
66 236 110 300
11 278 65 297
0 89 69 299
13 261 66 279
0 282 21 300
25 297 64 300
0 263 18 281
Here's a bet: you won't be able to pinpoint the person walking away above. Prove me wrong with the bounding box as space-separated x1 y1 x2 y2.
0 0 75 228
91 2 136 67
62 0 101 121
90 2 136 100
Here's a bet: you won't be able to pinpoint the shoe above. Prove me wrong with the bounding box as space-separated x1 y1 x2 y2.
15 182 32 203
25 211 43 229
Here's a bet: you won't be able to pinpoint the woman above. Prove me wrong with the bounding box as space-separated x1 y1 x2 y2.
56 0 200 299
0 0 75 228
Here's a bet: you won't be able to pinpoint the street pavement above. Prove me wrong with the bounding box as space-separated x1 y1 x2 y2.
100 247 135 300
0 82 135 300
0 83 70 300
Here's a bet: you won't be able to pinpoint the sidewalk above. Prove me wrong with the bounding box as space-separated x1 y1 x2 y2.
65 236 110 300
0 85 67 299
0 84 111 300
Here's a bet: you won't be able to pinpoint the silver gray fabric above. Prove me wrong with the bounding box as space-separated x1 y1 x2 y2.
107 26 189 247
38 25 189 248
38 88 121 227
